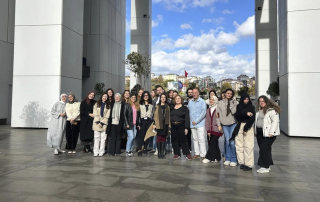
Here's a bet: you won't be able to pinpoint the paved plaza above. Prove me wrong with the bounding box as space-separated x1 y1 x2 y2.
0 125 320 202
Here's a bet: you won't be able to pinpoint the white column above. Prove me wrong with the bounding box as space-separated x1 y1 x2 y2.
11 0 84 128
82 0 126 96
130 0 152 91
0 0 15 125
278 0 320 137
255 0 278 98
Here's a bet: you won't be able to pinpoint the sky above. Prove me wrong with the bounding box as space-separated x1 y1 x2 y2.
125 0 255 81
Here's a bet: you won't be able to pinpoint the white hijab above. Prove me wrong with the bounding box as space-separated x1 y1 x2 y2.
209 96 219 113
60 93 67 104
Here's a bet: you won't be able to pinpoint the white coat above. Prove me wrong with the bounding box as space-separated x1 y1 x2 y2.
255 108 280 137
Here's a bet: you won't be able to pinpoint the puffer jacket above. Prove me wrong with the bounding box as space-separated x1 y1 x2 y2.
255 108 280 137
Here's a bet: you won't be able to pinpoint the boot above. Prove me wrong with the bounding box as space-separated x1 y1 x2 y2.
160 142 166 159
83 145 89 153
87 145 92 153
157 142 161 159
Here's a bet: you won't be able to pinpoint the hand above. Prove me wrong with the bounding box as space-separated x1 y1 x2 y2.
137 126 141 130
207 132 211 136
89 113 94 118
218 126 222 132
60 113 65 117
244 132 247 136
192 121 196 126
269 134 274 137
185 129 188 135
247 112 253 117
98 123 103 128
70 119 74 124
126 125 129 128
153 125 156 130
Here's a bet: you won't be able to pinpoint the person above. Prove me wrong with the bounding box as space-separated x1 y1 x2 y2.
126 93 140 157
106 88 115 103
121 90 130 103
92 93 111 157
106 93 130 156
183 87 194 152
65 93 81 154
188 88 207 161
170 95 192 160
202 96 223 163
205 90 217 106
167 90 174 104
137 88 144 101
216 88 238 166
220 91 226 101
255 95 280 173
172 90 179 98
47 94 67 155
150 89 157 101
230 93 255 171
136 91 153 156
80 91 96 153
146 93 171 159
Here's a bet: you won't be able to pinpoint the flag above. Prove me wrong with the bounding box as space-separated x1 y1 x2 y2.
185 70 188 77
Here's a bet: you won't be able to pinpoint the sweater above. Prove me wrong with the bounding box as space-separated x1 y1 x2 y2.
216 99 237 126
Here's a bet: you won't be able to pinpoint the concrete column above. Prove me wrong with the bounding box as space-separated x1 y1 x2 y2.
0 0 15 125
278 0 320 137
82 0 126 96
255 0 278 98
130 0 152 91
11 0 84 127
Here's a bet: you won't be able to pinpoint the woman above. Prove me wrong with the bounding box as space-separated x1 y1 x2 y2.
106 93 130 156
146 93 171 159
206 90 217 106
136 91 153 156
47 94 67 155
202 96 223 163
151 89 156 101
126 93 140 156
167 90 174 104
92 93 111 157
65 93 81 154
137 89 144 101
255 95 280 173
170 95 192 160
106 88 115 103
172 91 178 99
230 93 256 171
216 88 238 166
121 90 130 103
80 91 96 153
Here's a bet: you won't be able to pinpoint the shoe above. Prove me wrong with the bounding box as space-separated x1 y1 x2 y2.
87 146 93 153
54 149 59 155
68 151 72 154
192 155 200 159
200 157 205 162
243 166 252 171
202 158 212 164
154 149 158 156
72 151 76 154
173 155 180 159
156 143 161 158
214 159 219 162
160 142 166 159
143 149 148 155
83 146 89 153
128 151 134 157
186 154 192 161
223 161 231 166
267 167 271 171
115 154 120 156
126 151 130 157
98 154 103 157
257 168 269 173
93 153 98 157
58 149 65 153
230 162 237 167
138 150 143 157
240 164 244 169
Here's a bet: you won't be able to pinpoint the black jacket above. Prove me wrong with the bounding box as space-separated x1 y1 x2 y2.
80 99 96 141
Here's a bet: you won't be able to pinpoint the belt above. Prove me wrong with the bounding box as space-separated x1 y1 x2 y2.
171 121 183 124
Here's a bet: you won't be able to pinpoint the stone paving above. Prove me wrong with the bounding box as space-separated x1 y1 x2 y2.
0 125 320 202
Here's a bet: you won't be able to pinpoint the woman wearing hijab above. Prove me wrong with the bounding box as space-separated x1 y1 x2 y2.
205 90 217 107
47 94 67 155
230 93 255 171
106 93 130 156
202 96 223 163
216 88 238 166
80 91 96 153
65 93 81 154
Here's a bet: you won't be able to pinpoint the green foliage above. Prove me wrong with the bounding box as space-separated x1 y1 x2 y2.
220 82 232 93
188 82 197 89
267 81 279 97
94 83 105 96
248 84 255 96
238 86 249 96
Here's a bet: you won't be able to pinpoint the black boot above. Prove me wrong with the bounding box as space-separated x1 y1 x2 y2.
157 142 161 159
83 145 89 153
87 145 92 153
160 142 166 159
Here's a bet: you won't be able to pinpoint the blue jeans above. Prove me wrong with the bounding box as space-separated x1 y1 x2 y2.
149 136 156 150
126 126 137 152
222 123 237 162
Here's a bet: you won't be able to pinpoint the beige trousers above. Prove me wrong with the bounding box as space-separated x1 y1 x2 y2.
235 123 254 168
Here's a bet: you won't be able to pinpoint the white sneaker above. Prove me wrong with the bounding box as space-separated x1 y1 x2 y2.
230 162 237 167
72 151 76 154
68 151 72 154
93 153 98 157
214 159 218 162
98 154 103 157
58 149 65 153
223 161 230 166
154 149 158 156
257 168 269 173
202 158 211 164
54 149 58 155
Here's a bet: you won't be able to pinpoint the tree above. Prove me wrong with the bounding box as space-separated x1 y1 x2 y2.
220 82 232 93
248 84 255 96
124 52 151 89
238 86 249 96
188 82 197 89
94 83 105 96
267 81 279 97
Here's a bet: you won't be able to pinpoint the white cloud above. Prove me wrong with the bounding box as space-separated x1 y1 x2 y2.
180 23 193 29
152 15 164 27
234 15 255 37
126 19 131 32
202 17 225 25
210 7 215 13
222 9 235 14
153 0 227 12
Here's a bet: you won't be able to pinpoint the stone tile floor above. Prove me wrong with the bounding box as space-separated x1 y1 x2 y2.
0 125 320 202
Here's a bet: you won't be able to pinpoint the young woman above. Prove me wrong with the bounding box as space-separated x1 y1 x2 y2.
146 93 171 159
255 95 280 173
65 93 81 154
216 88 238 166
150 89 156 101
106 88 115 104
121 90 130 103
206 90 217 106
136 91 153 156
172 90 178 99
170 95 192 160
125 93 140 157
202 96 223 163
47 94 67 155
232 93 255 171
92 93 110 157
80 91 96 153
137 89 144 101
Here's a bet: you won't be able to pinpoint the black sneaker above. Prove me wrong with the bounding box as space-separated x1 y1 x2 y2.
240 164 245 169
243 166 252 171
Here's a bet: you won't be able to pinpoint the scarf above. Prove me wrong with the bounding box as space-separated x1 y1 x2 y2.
100 102 106 117
209 96 218 113
68 92 77 104
112 101 121 120
60 93 67 104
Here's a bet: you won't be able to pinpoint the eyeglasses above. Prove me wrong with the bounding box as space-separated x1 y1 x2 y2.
144 95 149 97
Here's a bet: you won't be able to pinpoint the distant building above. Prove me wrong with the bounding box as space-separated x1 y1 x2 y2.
178 76 186 83
125 76 130 85
151 73 155 79
163 74 178 81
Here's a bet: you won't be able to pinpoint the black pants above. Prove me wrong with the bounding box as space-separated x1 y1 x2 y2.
256 128 276 168
205 135 221 161
136 120 152 150
171 123 190 156
187 128 192 151
108 124 122 155
65 121 80 150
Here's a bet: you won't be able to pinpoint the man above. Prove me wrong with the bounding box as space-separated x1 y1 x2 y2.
183 88 194 107
188 88 207 161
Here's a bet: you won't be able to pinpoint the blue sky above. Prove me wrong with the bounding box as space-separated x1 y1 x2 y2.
126 0 255 81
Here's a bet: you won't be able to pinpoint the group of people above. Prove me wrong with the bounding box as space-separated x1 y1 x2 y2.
47 85 280 174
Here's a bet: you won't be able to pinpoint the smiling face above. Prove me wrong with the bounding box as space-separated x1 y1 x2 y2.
88 92 95 100
61 94 67 102
210 91 216 97
175 96 182 105
138 90 144 98
209 97 215 105
169 91 173 99
173 92 178 98
151 90 155 98
259 98 266 108
193 89 199 99
143 93 149 101
102 94 108 102
130 95 136 103
225 90 233 99
124 91 130 99
68 95 74 102
115 94 121 102
160 94 166 103
243 98 249 104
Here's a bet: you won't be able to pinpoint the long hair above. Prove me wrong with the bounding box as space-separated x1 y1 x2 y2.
105 88 115 103
225 88 235 116
139 91 152 105
208 90 217 97
167 90 174 99
121 90 130 102
137 88 144 101
157 93 168 106
128 93 140 111
85 91 95 105
257 95 281 114
96 93 111 109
